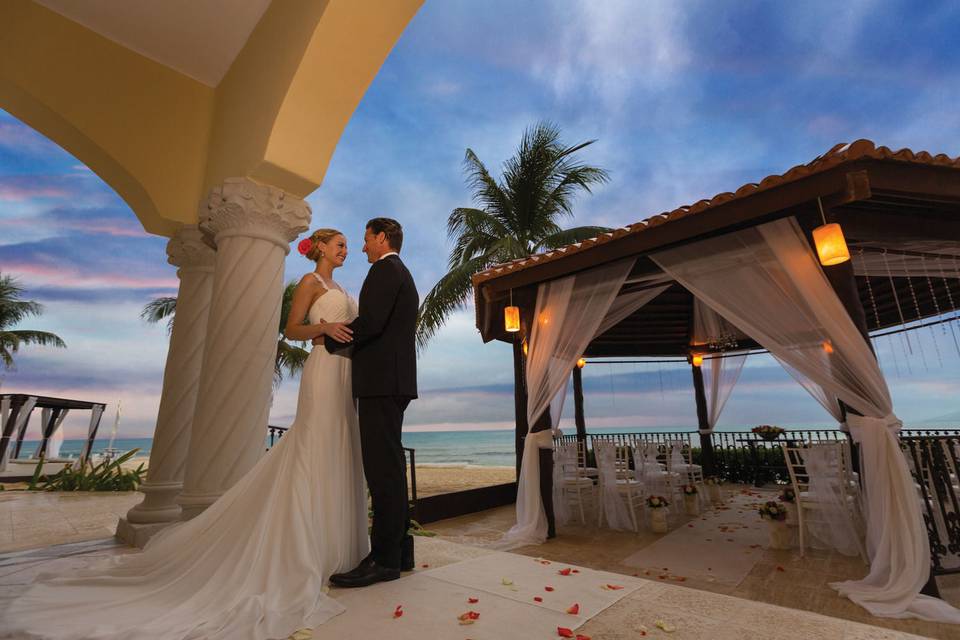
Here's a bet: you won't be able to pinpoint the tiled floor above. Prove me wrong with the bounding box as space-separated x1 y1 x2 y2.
0 491 140 553
0 536 930 639
427 487 960 640
1 488 957 638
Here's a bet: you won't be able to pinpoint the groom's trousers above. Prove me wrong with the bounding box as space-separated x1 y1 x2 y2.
357 396 411 570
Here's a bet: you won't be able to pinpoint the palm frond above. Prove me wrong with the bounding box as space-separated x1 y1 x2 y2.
417 121 608 350
278 280 300 335
536 226 614 251
416 255 491 352
274 339 310 385
141 297 177 324
6 330 66 349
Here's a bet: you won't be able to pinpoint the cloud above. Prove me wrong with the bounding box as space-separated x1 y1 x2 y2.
0 119 64 157
0 176 72 201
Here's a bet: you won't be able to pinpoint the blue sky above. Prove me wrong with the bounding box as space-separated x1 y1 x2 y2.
3 0 960 438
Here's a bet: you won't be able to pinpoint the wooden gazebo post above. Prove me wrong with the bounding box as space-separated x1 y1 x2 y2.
690 363 717 476
512 337 529 480
572 363 587 443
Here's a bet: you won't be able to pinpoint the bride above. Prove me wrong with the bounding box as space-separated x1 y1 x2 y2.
2 228 369 640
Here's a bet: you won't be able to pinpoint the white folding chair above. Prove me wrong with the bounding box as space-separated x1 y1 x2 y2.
554 441 597 524
782 442 867 561
595 440 645 531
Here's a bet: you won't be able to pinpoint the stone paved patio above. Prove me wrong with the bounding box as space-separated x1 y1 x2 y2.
1 488 957 638
427 486 960 640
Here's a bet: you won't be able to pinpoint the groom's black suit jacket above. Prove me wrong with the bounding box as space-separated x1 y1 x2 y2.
326 254 418 399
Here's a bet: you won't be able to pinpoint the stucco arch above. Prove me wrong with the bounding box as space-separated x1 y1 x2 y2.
0 0 423 237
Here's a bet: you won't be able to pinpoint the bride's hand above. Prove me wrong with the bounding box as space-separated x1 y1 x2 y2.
317 322 353 343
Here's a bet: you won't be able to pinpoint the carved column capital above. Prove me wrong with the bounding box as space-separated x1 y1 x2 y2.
167 225 216 272
199 177 311 252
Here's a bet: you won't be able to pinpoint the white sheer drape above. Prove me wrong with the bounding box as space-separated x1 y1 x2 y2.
46 410 69 459
498 260 667 548
692 300 747 432
595 441 634 531
801 443 863 557
652 216 960 623
0 396 37 471
691 299 748 433
78 405 105 465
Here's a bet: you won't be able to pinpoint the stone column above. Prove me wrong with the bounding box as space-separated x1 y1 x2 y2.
177 178 310 519
117 226 215 546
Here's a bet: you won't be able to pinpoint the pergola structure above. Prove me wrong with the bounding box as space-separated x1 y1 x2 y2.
473 140 960 471
471 140 960 620
1 0 423 545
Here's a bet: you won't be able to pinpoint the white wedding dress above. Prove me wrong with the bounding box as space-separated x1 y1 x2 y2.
2 275 369 640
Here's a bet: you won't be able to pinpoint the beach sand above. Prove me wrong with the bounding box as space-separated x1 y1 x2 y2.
118 457 513 497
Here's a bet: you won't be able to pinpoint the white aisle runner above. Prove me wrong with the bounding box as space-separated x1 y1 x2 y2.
320 553 647 640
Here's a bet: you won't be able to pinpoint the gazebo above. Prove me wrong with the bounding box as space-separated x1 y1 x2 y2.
471 140 960 622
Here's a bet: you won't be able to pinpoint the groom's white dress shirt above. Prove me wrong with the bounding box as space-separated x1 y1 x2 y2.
378 252 399 261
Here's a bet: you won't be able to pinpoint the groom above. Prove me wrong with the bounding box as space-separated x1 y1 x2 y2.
322 217 418 587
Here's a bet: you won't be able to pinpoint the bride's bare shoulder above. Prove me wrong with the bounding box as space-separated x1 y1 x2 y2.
298 273 324 287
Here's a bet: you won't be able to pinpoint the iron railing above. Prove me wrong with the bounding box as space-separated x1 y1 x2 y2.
266 425 418 510
900 435 960 594
557 428 960 485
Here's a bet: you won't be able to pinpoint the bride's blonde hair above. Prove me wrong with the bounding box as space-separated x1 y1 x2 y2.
303 228 343 262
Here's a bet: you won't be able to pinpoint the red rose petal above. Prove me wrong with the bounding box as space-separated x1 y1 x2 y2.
393 605 403 618
545 586 555 592
534 596 543 603
571 569 579 574
468 597 479 604
776 566 786 572
558 627 575 638
468 611 480 620
566 603 580 615
558 568 572 576
606 584 624 590
576 635 592 640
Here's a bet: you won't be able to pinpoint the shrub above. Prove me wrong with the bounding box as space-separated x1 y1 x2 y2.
29 449 145 492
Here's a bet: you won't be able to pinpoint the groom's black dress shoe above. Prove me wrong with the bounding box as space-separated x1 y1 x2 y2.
329 561 400 588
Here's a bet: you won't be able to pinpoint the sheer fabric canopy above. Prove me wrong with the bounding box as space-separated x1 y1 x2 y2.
497 260 666 548
692 300 747 433
652 217 960 622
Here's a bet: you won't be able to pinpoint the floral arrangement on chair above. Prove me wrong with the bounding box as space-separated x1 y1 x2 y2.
646 495 670 508
681 484 698 496
778 487 796 503
704 476 725 486
751 425 785 441
758 500 788 521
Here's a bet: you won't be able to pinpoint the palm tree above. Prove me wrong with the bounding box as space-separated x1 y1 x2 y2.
142 282 309 384
416 121 612 350
0 273 67 369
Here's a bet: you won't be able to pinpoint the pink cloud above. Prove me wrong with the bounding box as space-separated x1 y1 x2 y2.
0 183 71 201
0 121 62 156
2 214 146 237
5 261 178 290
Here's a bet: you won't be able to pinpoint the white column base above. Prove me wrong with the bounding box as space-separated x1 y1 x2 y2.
115 518 173 548
177 492 222 520
125 480 183 524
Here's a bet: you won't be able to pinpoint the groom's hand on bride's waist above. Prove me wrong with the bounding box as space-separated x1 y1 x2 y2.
313 322 353 346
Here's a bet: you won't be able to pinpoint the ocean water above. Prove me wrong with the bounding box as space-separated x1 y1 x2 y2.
20 424 866 469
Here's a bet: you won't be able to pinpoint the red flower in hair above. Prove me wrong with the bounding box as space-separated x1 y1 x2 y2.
297 238 313 256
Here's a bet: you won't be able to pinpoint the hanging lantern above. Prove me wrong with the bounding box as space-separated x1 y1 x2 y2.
691 354 704 367
576 357 587 369
813 223 851 266
812 197 849 266
504 305 520 333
